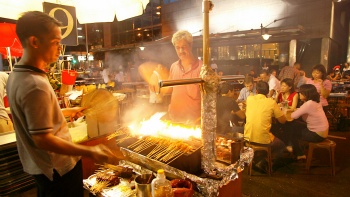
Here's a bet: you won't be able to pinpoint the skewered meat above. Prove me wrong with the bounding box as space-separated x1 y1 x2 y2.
96 172 120 187
103 164 134 179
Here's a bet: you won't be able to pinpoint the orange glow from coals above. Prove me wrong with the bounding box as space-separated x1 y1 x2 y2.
127 112 202 140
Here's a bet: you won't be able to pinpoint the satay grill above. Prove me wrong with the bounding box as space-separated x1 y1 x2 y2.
108 121 203 174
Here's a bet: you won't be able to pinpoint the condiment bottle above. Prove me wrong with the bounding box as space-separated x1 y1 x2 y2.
151 169 173 197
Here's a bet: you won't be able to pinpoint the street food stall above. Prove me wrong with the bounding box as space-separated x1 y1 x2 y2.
0 1 254 196
81 0 252 194
82 113 252 197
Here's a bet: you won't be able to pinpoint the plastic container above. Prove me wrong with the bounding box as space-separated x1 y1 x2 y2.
151 169 174 197
62 69 77 85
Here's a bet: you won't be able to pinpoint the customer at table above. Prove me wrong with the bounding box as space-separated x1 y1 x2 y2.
270 69 277 78
278 62 301 88
276 78 299 111
244 81 287 170
285 84 329 160
7 11 123 197
0 72 14 133
342 62 350 80
166 30 202 123
248 69 257 79
306 64 332 112
124 60 141 82
259 70 280 98
296 70 309 89
217 82 245 134
261 62 269 71
327 65 341 81
237 76 256 103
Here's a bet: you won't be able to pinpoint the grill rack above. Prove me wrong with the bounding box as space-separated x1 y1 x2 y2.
108 127 203 165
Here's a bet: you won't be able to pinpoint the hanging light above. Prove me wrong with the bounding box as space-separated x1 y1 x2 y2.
139 42 145 51
262 33 271 40
261 28 271 40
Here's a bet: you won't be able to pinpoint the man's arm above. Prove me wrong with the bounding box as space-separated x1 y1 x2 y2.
276 114 286 124
234 109 246 120
61 107 85 118
32 132 123 164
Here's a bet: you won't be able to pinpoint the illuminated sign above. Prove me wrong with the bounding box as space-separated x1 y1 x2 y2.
43 2 78 46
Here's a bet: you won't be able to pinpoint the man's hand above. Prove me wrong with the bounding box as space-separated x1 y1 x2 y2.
32 132 126 164
89 144 125 164
62 107 85 120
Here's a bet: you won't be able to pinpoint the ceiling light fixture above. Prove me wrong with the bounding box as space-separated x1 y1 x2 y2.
261 24 271 40
262 33 271 40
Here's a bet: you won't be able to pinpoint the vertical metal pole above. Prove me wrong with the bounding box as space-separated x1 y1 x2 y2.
201 0 220 175
203 1 210 67
260 24 263 67
85 24 89 67
151 1 154 41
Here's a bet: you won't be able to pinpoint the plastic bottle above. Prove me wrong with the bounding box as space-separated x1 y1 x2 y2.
151 169 174 197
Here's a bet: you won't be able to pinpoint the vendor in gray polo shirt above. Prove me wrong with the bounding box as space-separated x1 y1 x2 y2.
6 11 124 197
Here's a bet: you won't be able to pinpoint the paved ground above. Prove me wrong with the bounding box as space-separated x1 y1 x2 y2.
241 130 350 197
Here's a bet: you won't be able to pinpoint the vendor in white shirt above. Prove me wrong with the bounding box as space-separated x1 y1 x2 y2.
101 65 112 83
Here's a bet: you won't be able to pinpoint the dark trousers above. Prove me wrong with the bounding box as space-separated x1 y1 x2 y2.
33 160 84 197
283 120 325 156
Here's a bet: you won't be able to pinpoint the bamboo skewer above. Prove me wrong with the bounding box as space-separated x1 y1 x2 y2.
147 144 168 158
111 125 204 164
161 150 180 162
153 147 169 160
127 138 145 149
107 127 129 140
166 152 184 164
133 140 156 152
115 135 132 144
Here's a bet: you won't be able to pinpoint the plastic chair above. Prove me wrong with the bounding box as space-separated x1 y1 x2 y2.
305 139 336 176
